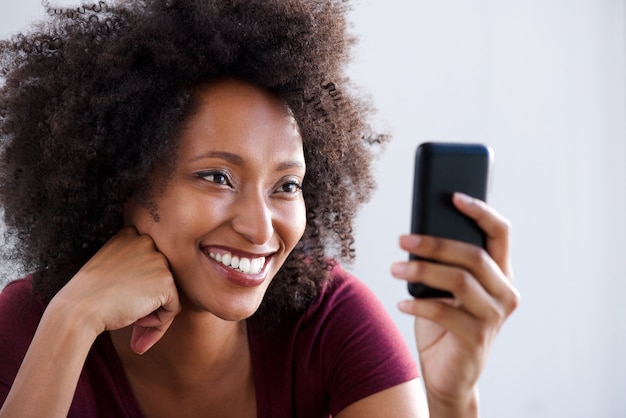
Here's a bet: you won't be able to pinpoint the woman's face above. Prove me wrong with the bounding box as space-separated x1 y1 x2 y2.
124 79 307 321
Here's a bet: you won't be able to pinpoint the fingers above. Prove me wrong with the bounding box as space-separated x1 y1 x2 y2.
452 193 513 279
130 325 162 355
396 234 515 307
112 229 182 353
397 298 494 349
393 258 503 320
129 282 181 354
59 227 181 346
393 194 519 320
130 307 178 355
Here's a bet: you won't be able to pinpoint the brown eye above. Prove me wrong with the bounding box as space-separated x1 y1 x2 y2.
198 171 231 186
277 180 302 194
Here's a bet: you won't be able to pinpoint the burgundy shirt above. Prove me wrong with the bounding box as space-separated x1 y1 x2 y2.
0 267 418 417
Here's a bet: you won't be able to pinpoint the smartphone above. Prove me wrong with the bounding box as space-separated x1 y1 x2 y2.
407 142 493 298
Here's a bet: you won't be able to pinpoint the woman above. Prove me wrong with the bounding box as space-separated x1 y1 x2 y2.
0 0 519 417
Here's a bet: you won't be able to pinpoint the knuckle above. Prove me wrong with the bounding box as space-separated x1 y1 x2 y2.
137 233 156 248
505 287 521 314
467 246 490 271
472 324 492 346
467 245 484 263
484 302 504 323
422 236 444 257
495 217 512 237
166 293 182 315
449 270 474 295
155 252 170 268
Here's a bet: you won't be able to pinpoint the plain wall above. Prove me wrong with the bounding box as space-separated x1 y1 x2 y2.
1 1 625 417
347 1 626 417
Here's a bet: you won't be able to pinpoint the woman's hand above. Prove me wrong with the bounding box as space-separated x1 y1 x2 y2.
391 193 519 417
51 227 181 354
1 228 181 418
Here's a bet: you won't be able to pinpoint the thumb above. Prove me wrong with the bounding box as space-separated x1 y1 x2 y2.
129 309 176 354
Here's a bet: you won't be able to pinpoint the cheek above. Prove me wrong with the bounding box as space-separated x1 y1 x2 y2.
290 200 308 246
139 199 203 241
274 201 306 251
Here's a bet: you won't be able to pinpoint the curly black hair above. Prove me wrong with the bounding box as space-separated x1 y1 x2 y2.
0 0 387 320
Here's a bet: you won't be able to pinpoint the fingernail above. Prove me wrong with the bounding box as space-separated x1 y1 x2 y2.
391 262 408 276
454 192 474 205
401 234 421 249
397 300 412 312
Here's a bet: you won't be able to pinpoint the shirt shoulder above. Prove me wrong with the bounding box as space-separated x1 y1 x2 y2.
0 277 45 400
249 265 419 417
0 277 44 360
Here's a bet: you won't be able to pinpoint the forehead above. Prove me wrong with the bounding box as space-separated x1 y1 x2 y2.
192 78 292 117
176 78 304 163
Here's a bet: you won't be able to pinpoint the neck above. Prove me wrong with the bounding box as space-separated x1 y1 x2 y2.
110 309 250 390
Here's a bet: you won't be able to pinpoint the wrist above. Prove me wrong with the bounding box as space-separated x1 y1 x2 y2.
46 293 103 344
426 386 480 418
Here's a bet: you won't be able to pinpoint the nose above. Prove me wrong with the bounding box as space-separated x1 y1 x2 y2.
231 188 274 245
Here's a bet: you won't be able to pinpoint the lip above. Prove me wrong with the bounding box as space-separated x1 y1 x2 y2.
202 247 272 288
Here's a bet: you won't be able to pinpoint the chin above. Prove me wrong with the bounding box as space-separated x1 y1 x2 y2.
194 293 266 322
213 304 263 322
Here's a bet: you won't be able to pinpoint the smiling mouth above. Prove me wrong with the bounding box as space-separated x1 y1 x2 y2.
208 251 266 275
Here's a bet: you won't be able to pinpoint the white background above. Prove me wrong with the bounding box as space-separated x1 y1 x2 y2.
1 1 625 417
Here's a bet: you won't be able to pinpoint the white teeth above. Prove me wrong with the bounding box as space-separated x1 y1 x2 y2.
239 257 250 273
209 251 265 274
250 258 262 273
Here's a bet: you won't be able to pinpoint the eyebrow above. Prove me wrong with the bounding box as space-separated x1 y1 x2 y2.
188 151 305 171
188 151 244 165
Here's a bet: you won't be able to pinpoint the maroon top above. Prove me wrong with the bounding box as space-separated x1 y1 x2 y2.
0 267 419 417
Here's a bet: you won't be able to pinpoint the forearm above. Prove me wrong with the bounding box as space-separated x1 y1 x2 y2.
426 386 480 418
0 300 98 418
